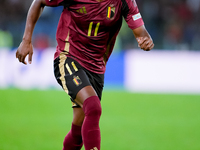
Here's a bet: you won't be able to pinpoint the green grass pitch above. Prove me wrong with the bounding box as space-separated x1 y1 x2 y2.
0 88 200 150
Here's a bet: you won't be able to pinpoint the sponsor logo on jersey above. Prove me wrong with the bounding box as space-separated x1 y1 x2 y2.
107 6 115 19
132 13 142 21
73 76 82 86
76 6 87 14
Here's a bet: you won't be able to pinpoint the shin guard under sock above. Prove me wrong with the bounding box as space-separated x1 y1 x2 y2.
82 96 102 150
63 123 83 150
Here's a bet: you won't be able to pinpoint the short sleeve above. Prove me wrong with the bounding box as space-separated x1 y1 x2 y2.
45 0 64 6
121 0 144 29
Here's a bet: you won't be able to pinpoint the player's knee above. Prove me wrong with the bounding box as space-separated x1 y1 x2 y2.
83 96 102 118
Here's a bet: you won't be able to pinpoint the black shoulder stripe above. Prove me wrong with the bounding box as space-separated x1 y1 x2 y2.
121 0 129 19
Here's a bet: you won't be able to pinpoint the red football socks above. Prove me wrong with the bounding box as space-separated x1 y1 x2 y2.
63 123 83 150
82 96 102 150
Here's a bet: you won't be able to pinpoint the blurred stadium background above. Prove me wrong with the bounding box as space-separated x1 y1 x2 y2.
0 0 200 150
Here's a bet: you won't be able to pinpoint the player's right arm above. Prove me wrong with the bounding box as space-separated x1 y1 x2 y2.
16 0 47 65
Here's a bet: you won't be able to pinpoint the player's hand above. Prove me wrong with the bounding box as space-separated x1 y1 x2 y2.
16 39 33 65
137 37 154 51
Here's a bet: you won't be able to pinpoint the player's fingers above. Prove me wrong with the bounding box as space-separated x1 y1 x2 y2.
143 43 152 51
144 42 154 51
137 37 143 47
142 38 154 51
17 55 21 62
138 37 149 48
138 37 147 45
28 51 33 64
20 55 27 65
16 51 19 58
16 49 23 62
140 38 149 49
22 56 27 65
18 56 22 62
149 43 155 50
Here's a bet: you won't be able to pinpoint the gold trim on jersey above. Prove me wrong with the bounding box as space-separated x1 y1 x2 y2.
58 54 69 94
65 31 70 42
72 102 77 107
64 31 70 54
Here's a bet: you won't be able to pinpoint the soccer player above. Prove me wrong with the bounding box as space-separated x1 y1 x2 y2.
16 0 154 150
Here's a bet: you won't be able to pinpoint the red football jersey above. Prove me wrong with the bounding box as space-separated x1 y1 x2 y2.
45 0 144 74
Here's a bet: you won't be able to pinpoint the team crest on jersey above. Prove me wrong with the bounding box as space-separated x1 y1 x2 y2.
73 76 82 86
107 5 115 19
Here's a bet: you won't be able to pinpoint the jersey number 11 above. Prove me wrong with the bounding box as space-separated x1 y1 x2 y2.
87 22 100 37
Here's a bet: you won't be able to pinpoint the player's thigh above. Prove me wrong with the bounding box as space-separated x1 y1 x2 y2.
75 85 97 107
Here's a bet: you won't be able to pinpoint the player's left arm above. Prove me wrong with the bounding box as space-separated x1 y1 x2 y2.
133 25 154 51
122 0 154 51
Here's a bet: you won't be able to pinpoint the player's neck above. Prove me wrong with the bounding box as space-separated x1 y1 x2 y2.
96 0 104 2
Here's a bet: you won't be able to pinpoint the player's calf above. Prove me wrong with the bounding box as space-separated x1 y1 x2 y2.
82 96 102 150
